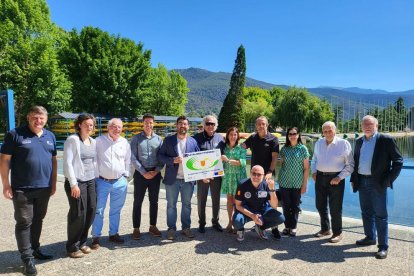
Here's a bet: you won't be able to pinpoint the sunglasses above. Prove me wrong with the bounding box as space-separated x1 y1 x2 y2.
206 122 216 126
251 172 264 177
288 132 298 136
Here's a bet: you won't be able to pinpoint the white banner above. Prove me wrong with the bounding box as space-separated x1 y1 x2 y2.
183 149 224 182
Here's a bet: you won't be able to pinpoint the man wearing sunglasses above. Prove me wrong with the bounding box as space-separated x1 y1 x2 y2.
232 165 285 242
193 115 225 233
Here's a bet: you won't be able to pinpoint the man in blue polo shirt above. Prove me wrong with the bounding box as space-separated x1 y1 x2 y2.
1 106 57 276
233 165 285 242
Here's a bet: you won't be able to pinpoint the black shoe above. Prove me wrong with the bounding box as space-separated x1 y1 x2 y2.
375 249 388 259
356 237 376 246
23 259 37 276
32 248 53 260
212 223 223 232
272 228 281 240
198 225 206 233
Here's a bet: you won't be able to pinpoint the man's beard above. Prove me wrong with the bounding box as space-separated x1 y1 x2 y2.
178 128 187 135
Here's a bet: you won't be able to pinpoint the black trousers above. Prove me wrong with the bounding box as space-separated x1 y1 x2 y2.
64 179 96 253
132 171 161 228
280 187 302 229
12 188 51 260
315 172 345 235
197 177 222 226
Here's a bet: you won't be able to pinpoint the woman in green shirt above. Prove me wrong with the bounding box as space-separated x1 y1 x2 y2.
278 127 310 237
221 127 247 233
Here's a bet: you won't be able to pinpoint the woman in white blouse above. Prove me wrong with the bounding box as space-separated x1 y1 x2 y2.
63 114 98 258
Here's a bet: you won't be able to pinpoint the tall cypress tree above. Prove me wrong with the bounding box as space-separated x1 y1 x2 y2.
218 45 246 132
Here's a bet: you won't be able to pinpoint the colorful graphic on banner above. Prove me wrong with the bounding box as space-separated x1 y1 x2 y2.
183 149 224 182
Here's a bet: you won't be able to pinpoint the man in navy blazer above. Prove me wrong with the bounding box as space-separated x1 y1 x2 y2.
350 115 403 259
158 116 200 240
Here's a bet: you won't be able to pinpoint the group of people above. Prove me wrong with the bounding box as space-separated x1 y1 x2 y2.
0 106 403 276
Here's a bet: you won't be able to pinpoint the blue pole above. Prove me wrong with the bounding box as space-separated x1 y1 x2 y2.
6 89 15 131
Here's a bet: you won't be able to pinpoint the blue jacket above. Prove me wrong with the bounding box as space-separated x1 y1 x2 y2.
158 134 200 185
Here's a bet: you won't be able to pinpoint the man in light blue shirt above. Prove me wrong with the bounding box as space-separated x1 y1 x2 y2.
130 114 163 240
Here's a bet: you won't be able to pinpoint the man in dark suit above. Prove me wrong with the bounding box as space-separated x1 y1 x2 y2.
350 115 403 259
158 116 200 240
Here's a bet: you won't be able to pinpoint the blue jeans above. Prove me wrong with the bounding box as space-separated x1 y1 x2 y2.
233 206 285 231
92 177 128 237
358 175 388 250
165 179 194 230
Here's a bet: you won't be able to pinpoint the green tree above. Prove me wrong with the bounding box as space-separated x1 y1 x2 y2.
218 45 246 131
269 87 287 127
243 87 273 131
144 64 189 116
273 87 333 132
59 26 152 117
0 0 72 125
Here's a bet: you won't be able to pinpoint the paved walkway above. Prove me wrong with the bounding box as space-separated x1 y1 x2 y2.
1 177 413 275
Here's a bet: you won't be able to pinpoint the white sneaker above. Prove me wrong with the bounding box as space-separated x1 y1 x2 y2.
255 225 268 240
236 230 245 242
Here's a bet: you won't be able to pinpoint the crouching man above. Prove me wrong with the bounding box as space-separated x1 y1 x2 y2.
233 165 285 241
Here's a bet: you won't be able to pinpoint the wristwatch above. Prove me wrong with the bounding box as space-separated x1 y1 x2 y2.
269 189 276 192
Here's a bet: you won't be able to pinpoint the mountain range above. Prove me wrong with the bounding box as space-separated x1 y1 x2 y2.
176 67 414 117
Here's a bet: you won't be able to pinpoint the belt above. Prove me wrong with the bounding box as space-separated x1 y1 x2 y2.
317 170 340 176
358 174 372 178
99 176 121 182
144 167 156 171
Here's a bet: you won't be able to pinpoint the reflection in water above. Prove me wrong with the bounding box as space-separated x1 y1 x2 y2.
294 135 414 227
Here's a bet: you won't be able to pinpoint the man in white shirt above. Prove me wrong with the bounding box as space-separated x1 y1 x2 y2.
311 121 354 243
91 118 131 249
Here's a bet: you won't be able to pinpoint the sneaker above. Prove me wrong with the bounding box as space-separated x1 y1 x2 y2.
67 250 84 258
109 234 125 244
132 228 141 240
167 229 176 240
181 228 195 238
329 233 343 243
314 230 332 238
236 230 245 242
149 225 161 237
272 228 281 240
90 237 100 250
255 225 268 240
80 246 92 254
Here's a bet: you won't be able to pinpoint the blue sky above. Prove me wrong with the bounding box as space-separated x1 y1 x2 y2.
47 0 414 91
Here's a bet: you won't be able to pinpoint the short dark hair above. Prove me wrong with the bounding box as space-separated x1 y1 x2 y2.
74 113 96 132
285 126 303 147
142 113 154 121
176 115 189 124
225 127 240 146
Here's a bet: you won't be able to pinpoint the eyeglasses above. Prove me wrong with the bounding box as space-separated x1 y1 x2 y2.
205 122 216 126
251 172 264 177
288 132 298 136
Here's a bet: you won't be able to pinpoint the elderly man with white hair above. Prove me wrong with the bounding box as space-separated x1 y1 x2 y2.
91 118 131 249
351 115 403 259
193 115 225 233
311 121 354 243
